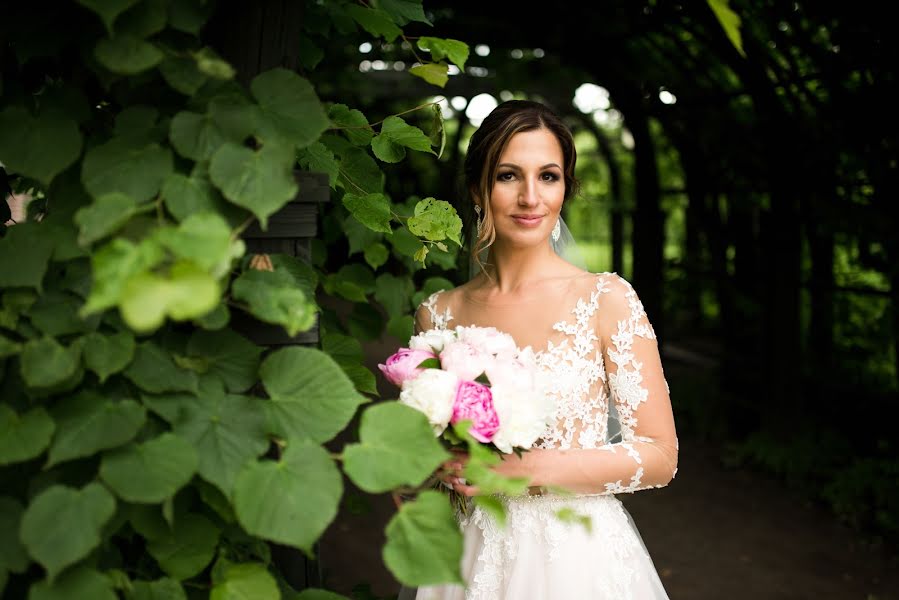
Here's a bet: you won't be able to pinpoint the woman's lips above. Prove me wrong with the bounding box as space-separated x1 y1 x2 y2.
511 215 544 227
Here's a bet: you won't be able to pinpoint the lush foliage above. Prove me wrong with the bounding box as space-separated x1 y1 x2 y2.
0 0 494 597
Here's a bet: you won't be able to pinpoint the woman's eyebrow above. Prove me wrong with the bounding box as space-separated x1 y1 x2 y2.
497 162 562 170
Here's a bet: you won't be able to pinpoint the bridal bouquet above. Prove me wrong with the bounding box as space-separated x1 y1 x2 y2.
378 326 554 455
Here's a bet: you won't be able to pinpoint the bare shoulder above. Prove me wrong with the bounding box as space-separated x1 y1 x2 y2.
414 285 459 332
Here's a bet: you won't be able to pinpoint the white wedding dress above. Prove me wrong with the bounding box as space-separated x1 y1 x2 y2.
402 272 678 600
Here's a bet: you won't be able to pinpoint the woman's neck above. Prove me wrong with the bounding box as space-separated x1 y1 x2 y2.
484 240 568 294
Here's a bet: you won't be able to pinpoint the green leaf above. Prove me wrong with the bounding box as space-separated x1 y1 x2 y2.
129 578 187 600
168 0 214 34
0 334 21 359
37 85 91 124
77 0 140 33
0 224 54 289
322 136 384 194
234 442 342 554
82 137 173 202
344 403 448 493
409 63 448 88
123 342 199 394
417 37 469 70
428 102 446 159
260 347 367 443
231 269 316 337
119 262 221 333
386 314 414 341
156 212 245 276
113 106 159 140
383 490 463 585
375 273 413 318
0 405 53 466
455 423 529 496
297 142 339 188
186 329 261 393
708 0 746 58
20 483 116 581
345 5 402 41
82 331 136 382
47 391 145 467
363 242 389 269
95 35 164 74
407 198 462 245
28 566 117 600
74 192 140 246
343 215 383 257
30 291 98 336
322 331 378 396
473 495 507 528
169 111 223 161
268 254 318 297
170 390 269 496
210 563 280 600
342 193 392 233
298 35 324 70
251 68 329 150
328 104 373 147
0 107 82 186
146 513 219 580
192 47 235 79
169 96 258 162
161 173 221 221
159 55 208 95
346 302 384 341
196 302 230 330
43 222 89 263
209 141 297 229
20 337 80 389
100 433 198 503
0 497 28 573
295 590 351 600
116 0 168 38
554 506 593 534
82 238 165 315
371 116 434 163
377 0 432 26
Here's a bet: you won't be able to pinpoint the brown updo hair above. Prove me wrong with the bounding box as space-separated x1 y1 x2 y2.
462 100 579 273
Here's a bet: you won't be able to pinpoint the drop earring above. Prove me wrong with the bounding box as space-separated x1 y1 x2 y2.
552 218 561 242
475 205 483 237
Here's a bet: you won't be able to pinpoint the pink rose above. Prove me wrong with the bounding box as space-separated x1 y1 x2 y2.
451 381 500 443
378 348 436 387
439 341 488 381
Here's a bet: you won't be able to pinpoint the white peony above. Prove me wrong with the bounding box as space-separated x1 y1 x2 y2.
490 378 555 453
409 328 459 353
399 368 459 435
455 325 518 357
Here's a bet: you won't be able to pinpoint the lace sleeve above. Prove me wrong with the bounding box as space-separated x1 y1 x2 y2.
499 275 679 495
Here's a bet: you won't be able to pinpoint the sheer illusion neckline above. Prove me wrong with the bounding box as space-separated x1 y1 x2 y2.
461 271 600 308
431 272 614 358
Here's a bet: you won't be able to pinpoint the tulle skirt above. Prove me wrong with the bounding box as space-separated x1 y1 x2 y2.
400 493 669 600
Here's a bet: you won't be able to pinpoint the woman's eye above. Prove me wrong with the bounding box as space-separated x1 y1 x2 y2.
497 172 515 181
541 172 561 182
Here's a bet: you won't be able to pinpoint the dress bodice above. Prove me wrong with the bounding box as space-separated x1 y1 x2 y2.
417 272 679 495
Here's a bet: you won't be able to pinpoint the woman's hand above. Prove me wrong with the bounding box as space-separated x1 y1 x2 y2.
440 448 480 496
440 449 532 496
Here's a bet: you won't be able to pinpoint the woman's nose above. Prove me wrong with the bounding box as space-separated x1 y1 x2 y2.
518 179 539 206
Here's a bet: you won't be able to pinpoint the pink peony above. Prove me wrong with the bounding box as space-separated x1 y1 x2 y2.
378 348 436 387
451 381 500 443
439 341 488 381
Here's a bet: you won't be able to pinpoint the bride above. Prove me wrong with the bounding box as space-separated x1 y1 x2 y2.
403 100 678 599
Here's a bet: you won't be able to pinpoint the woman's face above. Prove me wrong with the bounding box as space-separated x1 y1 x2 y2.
486 127 565 248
